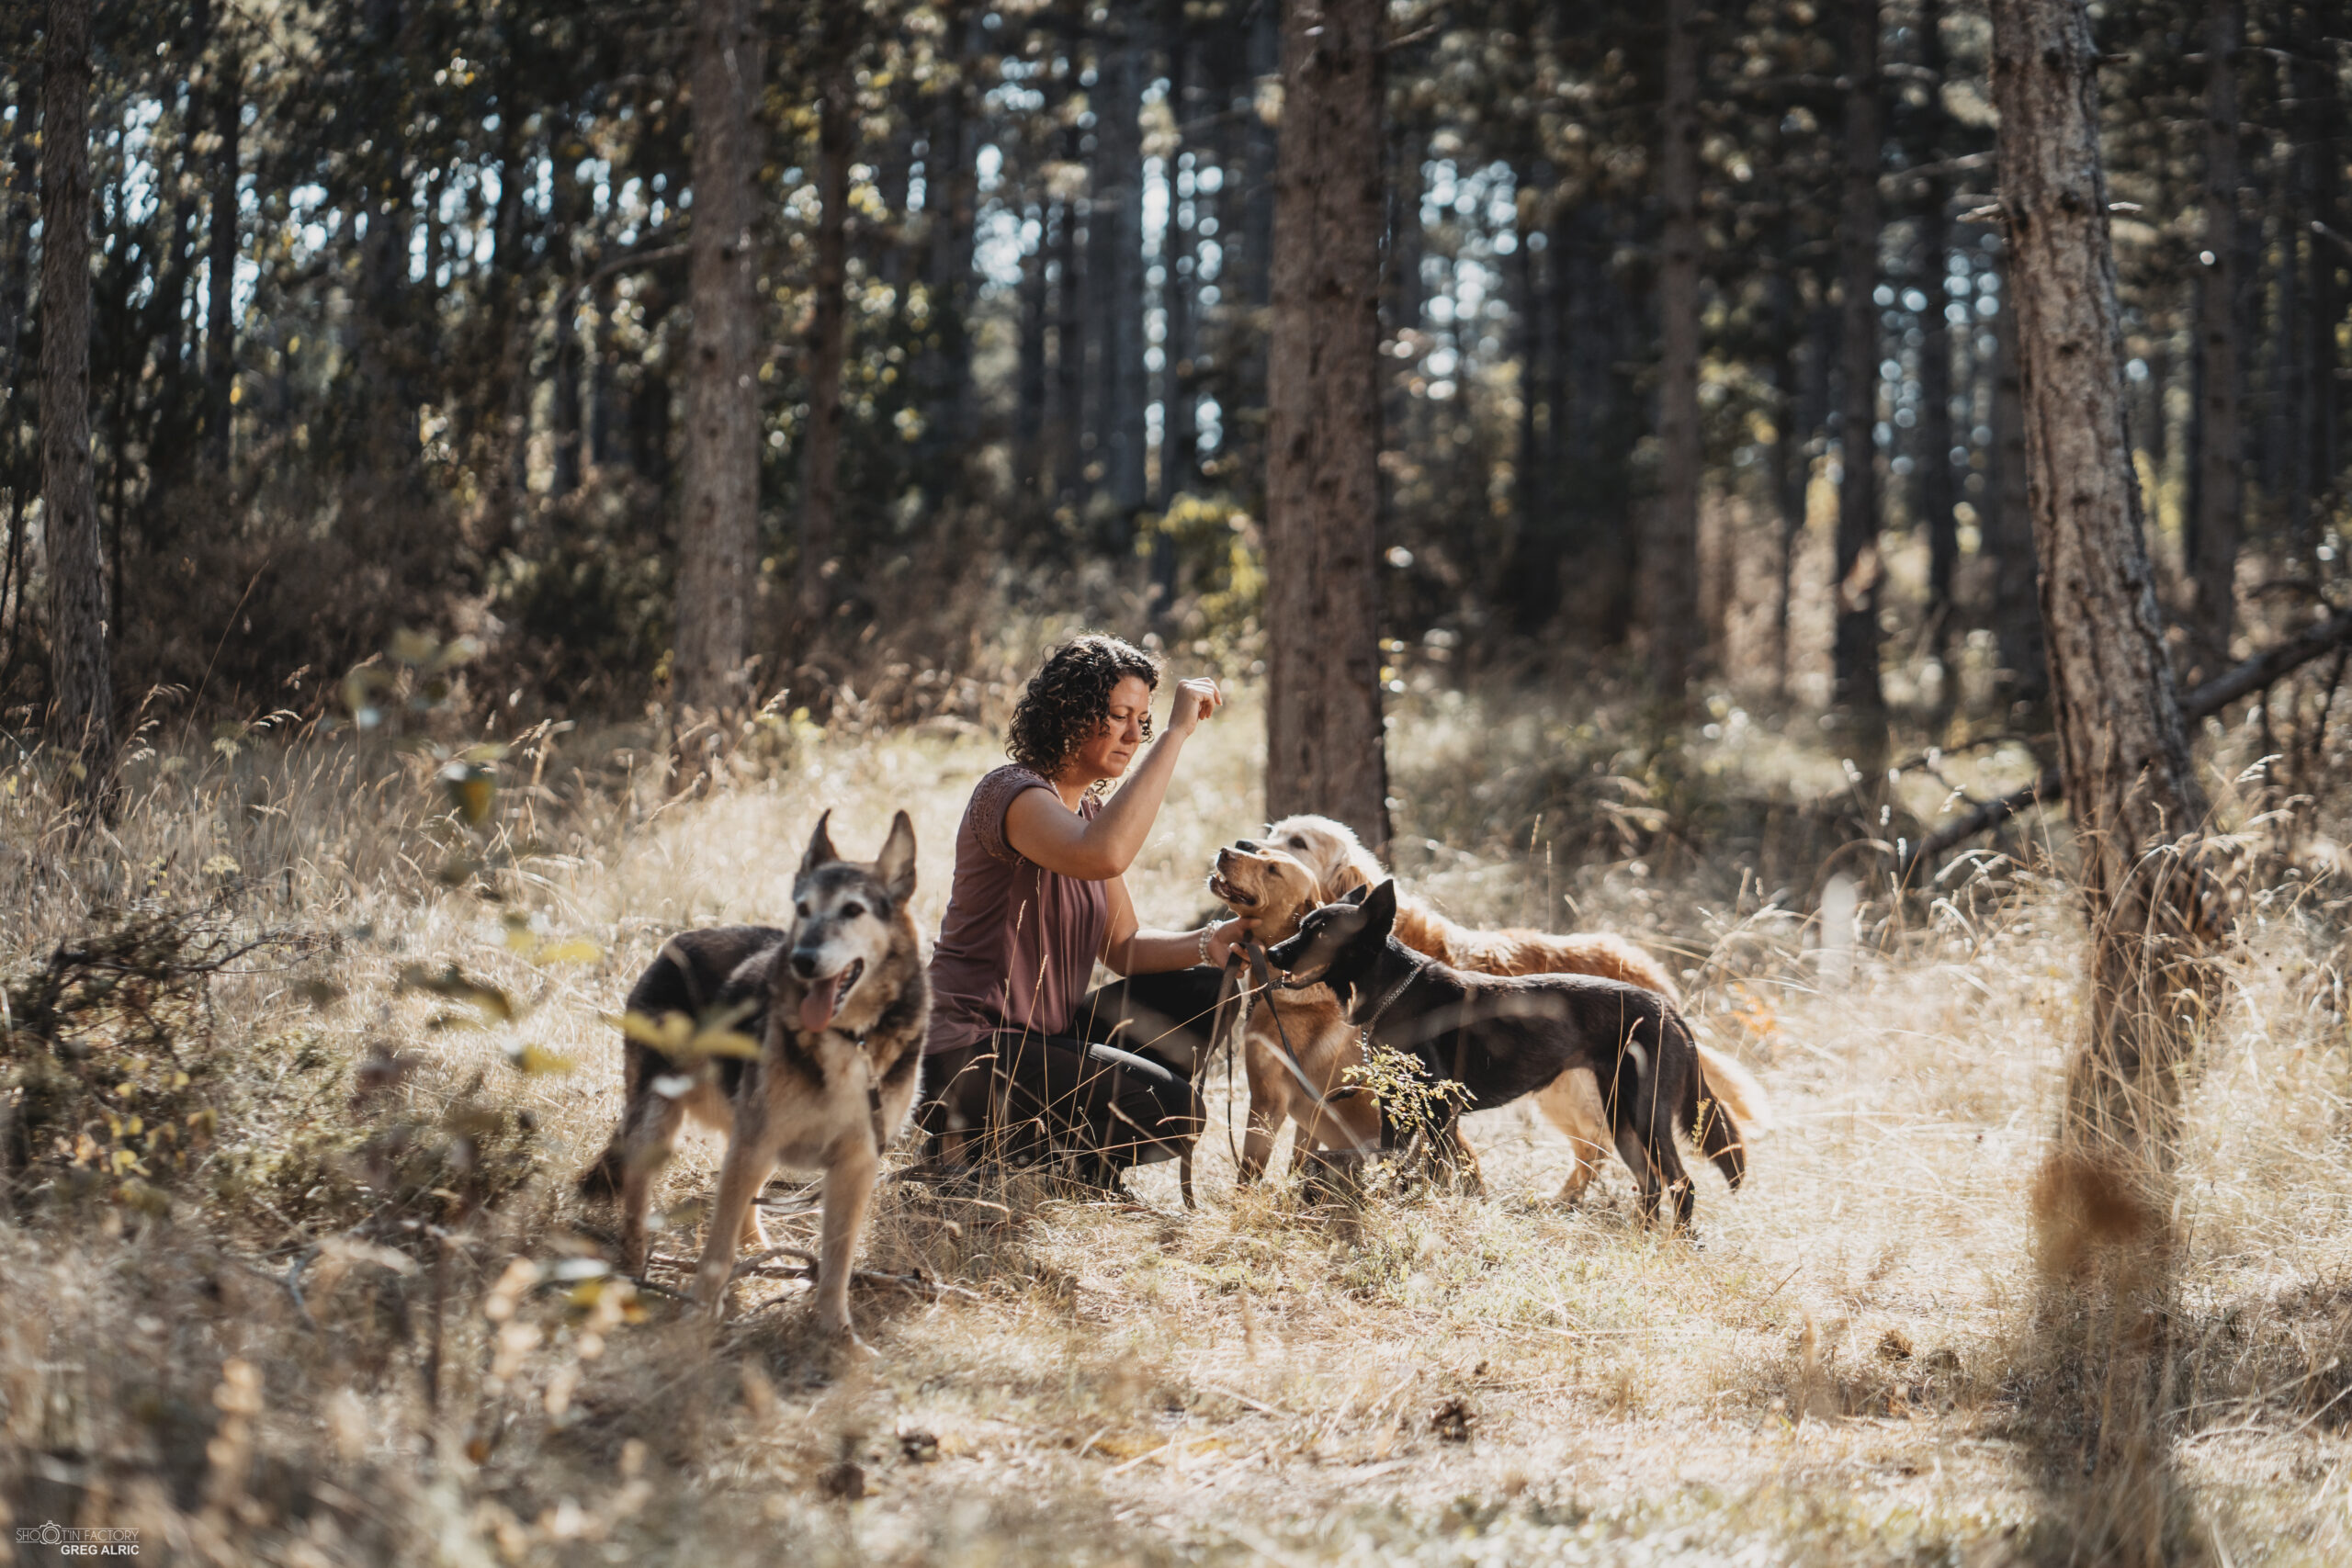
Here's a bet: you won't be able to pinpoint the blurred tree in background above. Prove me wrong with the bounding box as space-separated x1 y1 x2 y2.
0 0 2343 750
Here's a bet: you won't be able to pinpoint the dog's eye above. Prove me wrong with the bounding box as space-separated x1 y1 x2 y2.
842 902 865 920
1286 836 1306 849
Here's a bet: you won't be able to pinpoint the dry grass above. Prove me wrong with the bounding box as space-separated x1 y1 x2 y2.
4 684 2351 1566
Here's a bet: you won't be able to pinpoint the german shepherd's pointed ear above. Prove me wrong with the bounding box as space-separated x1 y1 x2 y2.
1360 879 1399 942
876 809 917 904
1340 884 1371 906
800 810 841 875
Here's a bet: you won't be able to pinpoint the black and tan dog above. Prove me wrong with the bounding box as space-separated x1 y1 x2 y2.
579 811 928 1348
1261 881 1749 1228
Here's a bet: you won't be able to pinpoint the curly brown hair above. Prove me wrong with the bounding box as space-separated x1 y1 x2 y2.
1006 635 1161 779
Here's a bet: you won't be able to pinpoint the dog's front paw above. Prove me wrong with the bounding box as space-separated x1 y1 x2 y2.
693 1264 732 1323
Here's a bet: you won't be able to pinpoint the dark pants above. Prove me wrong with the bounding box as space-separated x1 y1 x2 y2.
915 966 1231 1179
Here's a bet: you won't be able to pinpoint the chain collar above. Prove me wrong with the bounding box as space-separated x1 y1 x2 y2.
1355 966 1419 1042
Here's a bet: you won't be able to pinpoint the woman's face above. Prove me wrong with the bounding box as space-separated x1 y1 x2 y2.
1068 675 1156 784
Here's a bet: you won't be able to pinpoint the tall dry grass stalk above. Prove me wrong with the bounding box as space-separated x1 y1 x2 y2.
1 684 2348 1564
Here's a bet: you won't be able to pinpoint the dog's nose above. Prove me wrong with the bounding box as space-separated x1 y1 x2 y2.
1234 839 1260 852
789 951 820 978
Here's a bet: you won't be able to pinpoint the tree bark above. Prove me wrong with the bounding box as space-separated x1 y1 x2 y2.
673 0 765 722
1992 0 2217 1188
2185 0 2242 680
1833 0 1886 758
1649 0 1704 698
40 0 114 798
797 39 850 631
201 33 240 478
1986 245 2046 708
1916 0 1959 706
549 130 584 500
1264 0 1389 854
918 2 979 484
1096 21 1148 543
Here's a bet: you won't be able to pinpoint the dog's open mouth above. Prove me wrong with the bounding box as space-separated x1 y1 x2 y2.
799 957 865 1032
1207 872 1257 908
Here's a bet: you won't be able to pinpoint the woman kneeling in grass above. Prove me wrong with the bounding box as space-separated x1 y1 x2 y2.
916 634 1249 1177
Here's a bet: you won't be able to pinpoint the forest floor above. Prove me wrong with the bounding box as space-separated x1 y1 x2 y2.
6 682 2352 1565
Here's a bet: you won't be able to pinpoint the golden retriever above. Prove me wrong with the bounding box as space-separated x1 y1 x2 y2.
1211 818 1768 1201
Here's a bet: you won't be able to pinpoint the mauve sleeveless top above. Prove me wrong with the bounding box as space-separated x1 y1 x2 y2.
923 765 1112 1055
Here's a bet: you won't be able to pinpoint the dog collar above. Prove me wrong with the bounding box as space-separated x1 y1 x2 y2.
1355 968 1418 1038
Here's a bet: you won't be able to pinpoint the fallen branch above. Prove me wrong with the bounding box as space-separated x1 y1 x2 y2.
1898 604 2352 881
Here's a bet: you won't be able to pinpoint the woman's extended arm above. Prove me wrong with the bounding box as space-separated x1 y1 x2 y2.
1098 874 1251 976
1003 677 1222 880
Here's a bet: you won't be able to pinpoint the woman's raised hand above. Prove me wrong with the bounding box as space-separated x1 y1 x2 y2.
1167 676 1223 735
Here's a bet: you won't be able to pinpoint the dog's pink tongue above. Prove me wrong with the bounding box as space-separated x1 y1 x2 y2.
798 974 842 1032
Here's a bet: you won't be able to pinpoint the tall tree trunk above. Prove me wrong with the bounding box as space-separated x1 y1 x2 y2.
918 2 979 486
40 0 113 798
797 48 850 630
1096 23 1148 546
355 0 416 491
1159 4 1198 513
1917 0 1959 710
549 130 584 500
1264 0 1388 853
1987 246 2046 708
1649 0 1704 698
1015 198 1051 502
2186 0 2242 680
673 0 764 722
1990 0 2220 1537
2299 29 2341 533
201 36 239 477
1506 163 1557 637
1051 185 1085 508
1766 247 1809 699
1833 0 1886 759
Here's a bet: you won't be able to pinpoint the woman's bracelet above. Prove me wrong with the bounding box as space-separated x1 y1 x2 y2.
1198 925 1215 965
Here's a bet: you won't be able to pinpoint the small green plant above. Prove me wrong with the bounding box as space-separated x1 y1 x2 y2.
1341 1041 1471 1189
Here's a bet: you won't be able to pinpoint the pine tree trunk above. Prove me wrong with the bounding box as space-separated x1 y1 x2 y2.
549 137 584 500
1649 0 1703 697
1506 164 1557 636
2298 30 2340 518
2298 34 2340 527
201 37 239 477
1015 197 1051 502
1917 0 1959 706
1159 4 1198 511
1987 252 2046 707
918 3 978 483
1833 0 1886 757
40 0 113 798
797 52 850 630
2186 0 2242 680
1096 25 1148 542
1990 1 2223 1535
1264 0 1389 853
673 0 764 721
1992 0 2216 1168
1051 184 1084 508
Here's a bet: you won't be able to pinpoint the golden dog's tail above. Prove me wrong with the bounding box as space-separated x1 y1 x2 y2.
1695 1044 1772 1134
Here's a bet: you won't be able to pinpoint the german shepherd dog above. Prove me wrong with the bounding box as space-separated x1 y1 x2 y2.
1211 837 1768 1201
578 812 929 1346
1261 881 1750 1228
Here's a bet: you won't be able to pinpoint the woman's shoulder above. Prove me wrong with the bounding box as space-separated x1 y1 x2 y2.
967 763 1057 861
